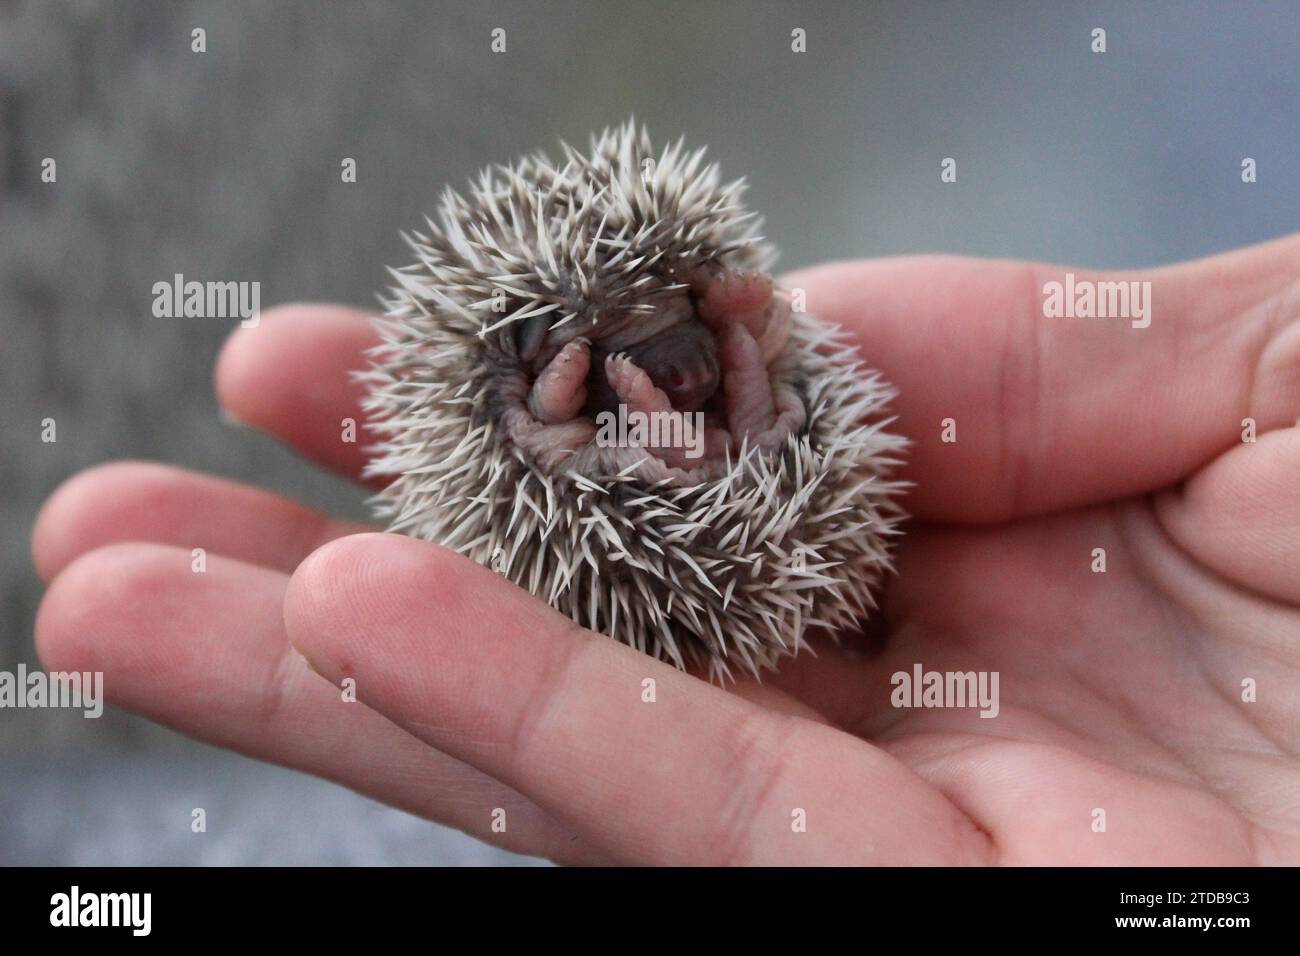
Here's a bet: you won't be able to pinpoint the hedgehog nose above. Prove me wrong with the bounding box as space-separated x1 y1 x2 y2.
659 354 719 411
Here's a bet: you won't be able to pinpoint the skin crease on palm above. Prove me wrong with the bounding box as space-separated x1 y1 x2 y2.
30 233 1300 866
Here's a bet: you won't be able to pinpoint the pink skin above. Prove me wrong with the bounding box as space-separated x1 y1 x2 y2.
696 268 792 364
527 338 591 424
603 353 731 469
696 269 774 327
495 338 597 473
520 267 800 473
501 409 596 475
717 322 806 449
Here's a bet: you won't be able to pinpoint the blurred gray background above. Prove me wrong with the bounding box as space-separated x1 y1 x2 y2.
1 0 1296 864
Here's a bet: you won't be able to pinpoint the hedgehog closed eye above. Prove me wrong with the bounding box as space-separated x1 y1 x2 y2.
360 121 907 679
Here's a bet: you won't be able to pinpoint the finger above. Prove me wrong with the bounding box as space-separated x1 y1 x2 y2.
1154 423 1300 604
786 232 1300 522
35 543 609 864
285 533 991 865
32 461 374 582
215 303 383 486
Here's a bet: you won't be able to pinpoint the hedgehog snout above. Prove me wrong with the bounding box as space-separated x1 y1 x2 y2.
626 318 721 412
648 345 719 412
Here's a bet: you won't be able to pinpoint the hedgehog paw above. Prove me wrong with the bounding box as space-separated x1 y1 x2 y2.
720 322 805 450
695 267 792 364
527 337 590 424
696 268 773 325
602 352 726 469
604 351 674 416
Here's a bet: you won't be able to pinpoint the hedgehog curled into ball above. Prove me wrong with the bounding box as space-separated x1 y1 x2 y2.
360 122 906 678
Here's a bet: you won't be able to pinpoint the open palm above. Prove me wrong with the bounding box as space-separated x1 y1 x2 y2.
33 235 1300 864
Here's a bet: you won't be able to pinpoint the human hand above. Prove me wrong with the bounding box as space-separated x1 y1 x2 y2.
33 234 1300 864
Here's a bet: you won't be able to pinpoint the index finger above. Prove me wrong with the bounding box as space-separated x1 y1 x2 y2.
215 303 385 487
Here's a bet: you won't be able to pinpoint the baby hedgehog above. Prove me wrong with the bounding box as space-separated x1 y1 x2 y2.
360 121 906 679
